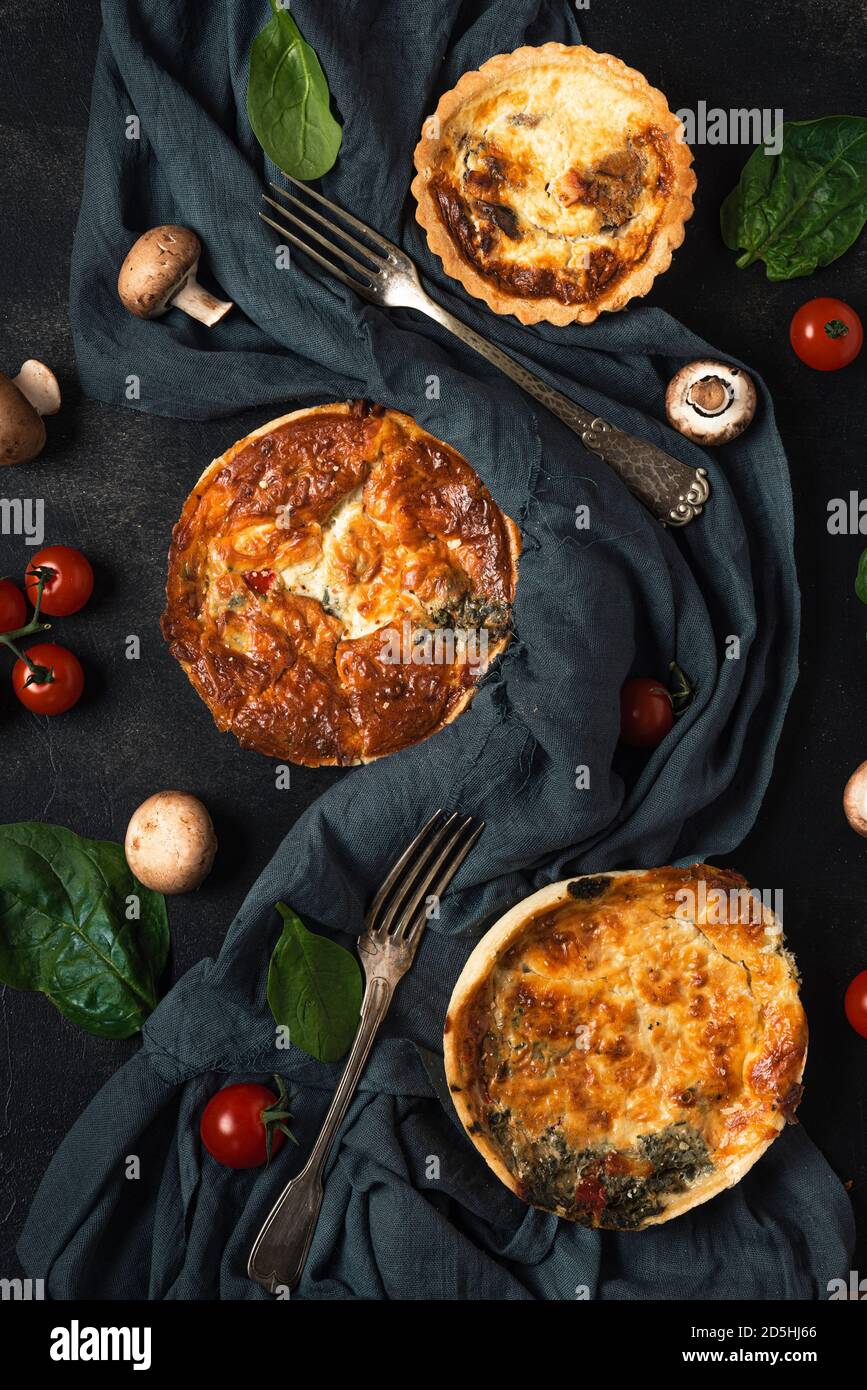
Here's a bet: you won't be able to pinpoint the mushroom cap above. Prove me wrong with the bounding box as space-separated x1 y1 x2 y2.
0 373 46 466
117 226 203 320
124 790 217 894
665 359 757 446
844 762 867 837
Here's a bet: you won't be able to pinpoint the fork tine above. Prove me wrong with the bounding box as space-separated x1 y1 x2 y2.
373 812 461 936
268 184 387 269
258 212 376 299
364 810 444 926
279 172 398 255
262 194 379 281
397 817 484 943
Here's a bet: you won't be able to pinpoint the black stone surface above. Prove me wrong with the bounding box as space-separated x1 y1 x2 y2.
1 0 865 1287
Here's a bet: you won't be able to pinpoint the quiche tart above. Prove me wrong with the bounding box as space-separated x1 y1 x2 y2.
412 44 695 325
444 866 806 1230
162 402 520 767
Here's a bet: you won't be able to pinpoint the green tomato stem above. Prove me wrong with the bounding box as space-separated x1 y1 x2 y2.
25 568 49 626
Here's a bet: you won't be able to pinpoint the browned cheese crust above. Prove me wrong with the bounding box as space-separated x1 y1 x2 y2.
162 403 521 766
444 867 806 1229
412 44 695 324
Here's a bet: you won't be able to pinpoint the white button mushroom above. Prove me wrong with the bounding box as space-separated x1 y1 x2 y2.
665 360 757 446
125 791 218 895
117 226 233 327
844 762 867 837
0 360 61 466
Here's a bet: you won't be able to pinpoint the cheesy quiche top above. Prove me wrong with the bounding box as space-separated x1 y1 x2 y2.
412 44 695 324
444 866 806 1230
162 403 520 766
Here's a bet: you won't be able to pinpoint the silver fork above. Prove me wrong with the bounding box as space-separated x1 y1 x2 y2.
260 177 709 526
247 809 484 1295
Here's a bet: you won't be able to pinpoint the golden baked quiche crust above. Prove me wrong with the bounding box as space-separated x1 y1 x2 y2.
444 866 806 1229
412 44 696 325
162 403 520 767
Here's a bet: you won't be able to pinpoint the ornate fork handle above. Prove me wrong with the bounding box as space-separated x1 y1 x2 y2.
260 179 709 526
418 296 709 526
247 977 392 1294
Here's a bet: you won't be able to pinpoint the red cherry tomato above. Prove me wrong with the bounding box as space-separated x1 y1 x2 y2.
0 579 27 633
845 970 867 1038
25 546 94 617
200 1082 287 1169
620 677 674 749
789 298 863 372
12 643 84 715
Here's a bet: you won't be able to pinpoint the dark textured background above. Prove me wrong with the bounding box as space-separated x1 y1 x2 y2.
1 0 865 1286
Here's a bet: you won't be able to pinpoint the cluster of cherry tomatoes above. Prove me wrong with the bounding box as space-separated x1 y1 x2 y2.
0 545 93 715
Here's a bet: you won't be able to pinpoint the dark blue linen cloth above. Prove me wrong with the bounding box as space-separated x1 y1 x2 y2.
19 0 854 1298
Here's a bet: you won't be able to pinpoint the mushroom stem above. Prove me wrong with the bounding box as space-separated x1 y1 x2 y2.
686 376 732 417
13 360 61 416
170 273 233 327
665 359 757 446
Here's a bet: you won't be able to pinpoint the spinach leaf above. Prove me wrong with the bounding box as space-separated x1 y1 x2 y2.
0 822 169 1039
267 903 361 1063
247 0 342 181
721 116 867 280
856 548 867 607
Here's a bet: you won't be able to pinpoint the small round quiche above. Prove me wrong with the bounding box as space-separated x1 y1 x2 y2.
412 44 695 325
444 866 806 1230
162 402 520 767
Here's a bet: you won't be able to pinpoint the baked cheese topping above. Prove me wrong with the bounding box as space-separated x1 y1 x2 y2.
162 403 520 766
413 45 695 324
445 867 806 1230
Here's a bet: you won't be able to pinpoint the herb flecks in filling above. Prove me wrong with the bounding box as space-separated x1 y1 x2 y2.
567 875 612 901
451 867 806 1230
427 594 511 632
512 1121 712 1231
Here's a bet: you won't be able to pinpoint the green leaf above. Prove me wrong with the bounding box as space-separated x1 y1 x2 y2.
855 549 867 606
267 903 361 1063
0 822 169 1039
720 116 867 280
247 0 342 181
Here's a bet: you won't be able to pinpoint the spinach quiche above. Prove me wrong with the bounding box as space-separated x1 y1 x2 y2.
162 402 520 766
444 866 806 1230
412 44 695 325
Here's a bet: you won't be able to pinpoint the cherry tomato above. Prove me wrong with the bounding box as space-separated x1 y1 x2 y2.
845 970 867 1039
12 643 84 715
790 298 863 372
25 545 94 617
0 579 27 633
620 677 674 749
200 1082 289 1169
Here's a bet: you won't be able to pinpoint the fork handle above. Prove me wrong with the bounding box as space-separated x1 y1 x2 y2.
247 977 392 1294
416 296 709 526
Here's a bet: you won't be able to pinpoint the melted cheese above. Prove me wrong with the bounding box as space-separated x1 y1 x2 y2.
414 45 694 320
162 405 520 766
446 867 806 1230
